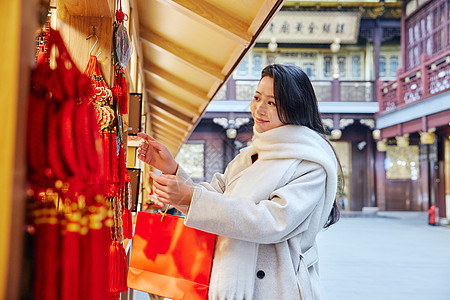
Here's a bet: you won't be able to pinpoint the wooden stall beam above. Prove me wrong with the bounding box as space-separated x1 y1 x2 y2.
152 122 187 139
154 130 183 148
143 63 209 102
154 0 252 45
152 114 187 136
147 96 195 125
140 29 225 81
248 0 284 35
155 134 180 149
146 85 200 116
150 105 192 129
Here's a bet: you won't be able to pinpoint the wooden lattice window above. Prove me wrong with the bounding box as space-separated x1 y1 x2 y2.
405 0 449 70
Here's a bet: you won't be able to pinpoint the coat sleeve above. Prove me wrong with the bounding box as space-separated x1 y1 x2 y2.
176 165 226 194
184 161 328 244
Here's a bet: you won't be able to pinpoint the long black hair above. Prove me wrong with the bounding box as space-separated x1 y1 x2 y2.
261 64 341 228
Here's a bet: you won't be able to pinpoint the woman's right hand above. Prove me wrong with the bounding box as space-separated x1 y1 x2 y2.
137 132 178 175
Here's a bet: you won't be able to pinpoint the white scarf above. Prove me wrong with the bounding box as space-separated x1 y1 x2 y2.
208 125 338 299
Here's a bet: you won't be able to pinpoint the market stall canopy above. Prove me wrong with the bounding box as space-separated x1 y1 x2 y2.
134 0 285 154
56 0 284 155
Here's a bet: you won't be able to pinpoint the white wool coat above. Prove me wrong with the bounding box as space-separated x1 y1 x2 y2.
179 125 338 300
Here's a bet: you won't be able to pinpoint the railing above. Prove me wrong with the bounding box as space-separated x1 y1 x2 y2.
215 78 376 102
377 50 450 114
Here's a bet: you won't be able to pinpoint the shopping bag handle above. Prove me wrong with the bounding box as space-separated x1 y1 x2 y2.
159 205 180 222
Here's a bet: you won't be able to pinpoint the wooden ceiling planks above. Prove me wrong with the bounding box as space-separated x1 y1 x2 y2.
140 30 226 81
153 0 253 45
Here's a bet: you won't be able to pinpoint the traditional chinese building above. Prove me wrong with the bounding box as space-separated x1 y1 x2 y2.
375 0 450 223
175 0 405 213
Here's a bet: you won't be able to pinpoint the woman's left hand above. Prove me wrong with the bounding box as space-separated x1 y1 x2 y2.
150 171 194 214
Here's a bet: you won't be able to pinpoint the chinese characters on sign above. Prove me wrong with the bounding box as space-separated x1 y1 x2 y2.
259 11 361 44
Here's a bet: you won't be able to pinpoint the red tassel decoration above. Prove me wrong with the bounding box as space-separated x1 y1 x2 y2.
110 133 119 185
27 29 112 300
60 210 81 300
121 208 133 239
33 204 60 300
118 146 126 187
87 203 111 299
112 65 128 116
78 212 89 300
109 240 128 298
103 132 111 183
118 70 128 114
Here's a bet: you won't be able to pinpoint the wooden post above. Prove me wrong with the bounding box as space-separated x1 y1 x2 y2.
0 0 37 299
333 113 340 130
366 130 377 208
400 1 407 71
375 151 387 211
331 78 341 101
226 77 236 100
376 79 384 111
421 115 428 133
420 53 430 99
397 123 403 136
373 20 382 82
396 68 404 107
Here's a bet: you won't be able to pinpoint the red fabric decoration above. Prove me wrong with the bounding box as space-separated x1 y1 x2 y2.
61 211 81 300
110 133 119 185
118 146 126 186
109 240 128 298
121 208 133 239
33 204 60 300
84 55 118 189
102 132 112 183
47 101 73 180
74 101 105 180
26 29 111 300
78 216 89 300
86 203 111 299
26 93 49 181
115 0 128 23
60 100 79 176
113 68 128 114
36 43 47 68
84 54 128 297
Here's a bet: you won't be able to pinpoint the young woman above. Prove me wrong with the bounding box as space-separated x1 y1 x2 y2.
137 64 340 299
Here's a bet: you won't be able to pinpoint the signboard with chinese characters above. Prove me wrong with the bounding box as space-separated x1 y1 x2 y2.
259 11 361 44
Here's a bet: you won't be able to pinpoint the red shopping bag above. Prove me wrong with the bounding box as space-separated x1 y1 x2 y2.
128 212 216 300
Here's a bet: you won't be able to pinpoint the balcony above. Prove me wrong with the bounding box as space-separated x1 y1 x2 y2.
377 50 450 115
215 78 377 102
